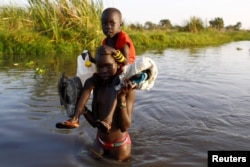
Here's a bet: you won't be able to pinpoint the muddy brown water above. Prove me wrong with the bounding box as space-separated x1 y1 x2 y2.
1 41 250 167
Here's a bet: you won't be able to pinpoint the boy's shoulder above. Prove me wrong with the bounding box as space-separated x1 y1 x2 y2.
119 31 129 37
117 31 133 43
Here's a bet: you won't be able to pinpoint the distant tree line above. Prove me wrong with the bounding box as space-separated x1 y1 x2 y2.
128 17 243 32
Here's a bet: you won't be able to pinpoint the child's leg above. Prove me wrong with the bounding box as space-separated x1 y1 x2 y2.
55 77 94 129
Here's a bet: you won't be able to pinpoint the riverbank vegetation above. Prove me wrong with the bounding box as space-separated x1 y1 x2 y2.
1 0 250 59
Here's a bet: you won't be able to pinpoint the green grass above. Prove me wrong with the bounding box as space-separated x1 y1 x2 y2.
1 1 250 59
0 0 104 58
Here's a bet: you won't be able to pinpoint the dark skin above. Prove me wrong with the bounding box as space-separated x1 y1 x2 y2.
59 8 131 130
74 46 135 161
67 47 126 131
101 8 129 64
89 8 131 128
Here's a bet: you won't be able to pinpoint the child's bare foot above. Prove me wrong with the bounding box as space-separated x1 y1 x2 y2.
95 120 111 134
55 119 79 129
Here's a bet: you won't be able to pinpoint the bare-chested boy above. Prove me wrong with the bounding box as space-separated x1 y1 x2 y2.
57 8 137 133
78 46 135 161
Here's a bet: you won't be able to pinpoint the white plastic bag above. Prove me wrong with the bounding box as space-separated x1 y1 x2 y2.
76 50 96 85
122 57 158 90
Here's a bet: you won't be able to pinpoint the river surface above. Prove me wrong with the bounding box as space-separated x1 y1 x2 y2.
0 41 250 167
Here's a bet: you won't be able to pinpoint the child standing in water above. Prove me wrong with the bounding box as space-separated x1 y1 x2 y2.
57 8 137 133
81 46 136 161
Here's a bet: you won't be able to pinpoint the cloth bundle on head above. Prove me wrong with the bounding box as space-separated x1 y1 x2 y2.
122 57 158 90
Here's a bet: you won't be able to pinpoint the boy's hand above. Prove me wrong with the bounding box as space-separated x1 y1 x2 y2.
118 79 135 98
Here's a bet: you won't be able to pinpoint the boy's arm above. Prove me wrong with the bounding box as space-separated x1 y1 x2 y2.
121 44 129 60
117 80 135 132
71 78 95 123
120 44 130 64
111 45 129 65
83 108 97 127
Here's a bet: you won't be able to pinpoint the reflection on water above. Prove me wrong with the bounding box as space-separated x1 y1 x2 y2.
0 41 250 167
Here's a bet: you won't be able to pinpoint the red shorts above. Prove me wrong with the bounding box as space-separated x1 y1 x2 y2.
97 133 131 150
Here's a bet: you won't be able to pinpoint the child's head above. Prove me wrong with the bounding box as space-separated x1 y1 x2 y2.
95 46 119 80
101 8 122 38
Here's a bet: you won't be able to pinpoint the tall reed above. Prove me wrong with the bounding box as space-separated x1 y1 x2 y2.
1 1 250 58
0 0 103 57
28 0 103 49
